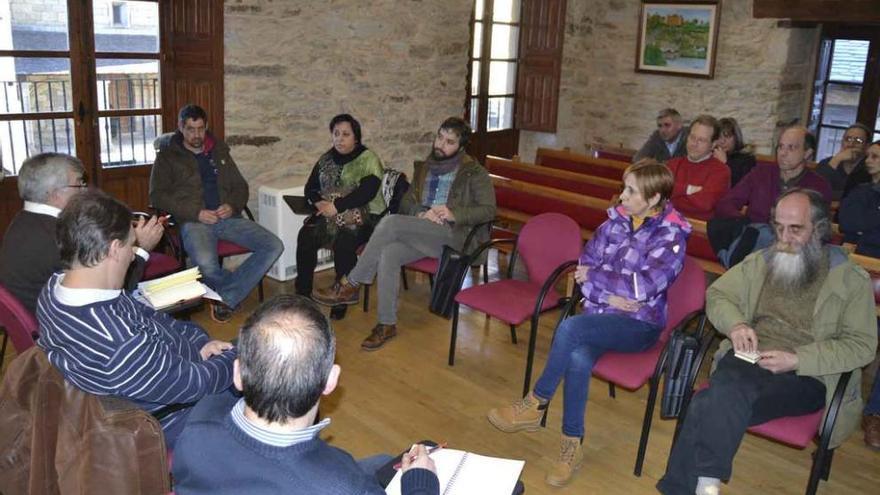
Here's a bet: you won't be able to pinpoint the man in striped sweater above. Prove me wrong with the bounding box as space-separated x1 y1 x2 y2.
36 190 236 447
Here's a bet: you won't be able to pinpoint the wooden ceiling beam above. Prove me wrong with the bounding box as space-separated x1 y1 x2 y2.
753 0 880 23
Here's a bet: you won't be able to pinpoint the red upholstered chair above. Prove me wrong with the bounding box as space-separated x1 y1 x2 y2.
0 283 39 372
542 256 709 475
449 213 583 397
674 352 855 495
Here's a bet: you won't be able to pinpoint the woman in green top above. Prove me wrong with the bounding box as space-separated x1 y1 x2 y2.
295 114 386 303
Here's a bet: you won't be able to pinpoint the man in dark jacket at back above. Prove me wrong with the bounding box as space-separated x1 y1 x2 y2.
150 104 282 322
172 295 439 495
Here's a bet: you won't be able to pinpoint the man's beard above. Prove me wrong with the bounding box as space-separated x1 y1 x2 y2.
766 237 824 291
431 146 457 160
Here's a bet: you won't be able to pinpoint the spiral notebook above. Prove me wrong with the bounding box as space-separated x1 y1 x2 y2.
385 448 524 495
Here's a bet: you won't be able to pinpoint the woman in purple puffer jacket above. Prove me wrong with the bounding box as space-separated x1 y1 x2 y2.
487 161 692 487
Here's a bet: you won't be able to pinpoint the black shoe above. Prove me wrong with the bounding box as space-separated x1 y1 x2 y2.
330 305 348 320
210 302 235 323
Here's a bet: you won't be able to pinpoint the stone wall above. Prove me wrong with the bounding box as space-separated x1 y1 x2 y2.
224 0 472 203
518 0 820 161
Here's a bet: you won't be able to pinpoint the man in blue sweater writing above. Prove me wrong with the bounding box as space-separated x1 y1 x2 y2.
37 190 236 447
172 294 440 494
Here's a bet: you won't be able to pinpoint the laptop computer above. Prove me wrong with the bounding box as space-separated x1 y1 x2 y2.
283 195 315 215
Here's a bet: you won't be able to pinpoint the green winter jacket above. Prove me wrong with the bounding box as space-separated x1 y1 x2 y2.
149 131 249 223
400 153 496 256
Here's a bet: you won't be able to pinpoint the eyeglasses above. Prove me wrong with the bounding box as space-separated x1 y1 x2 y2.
844 136 866 144
64 181 88 189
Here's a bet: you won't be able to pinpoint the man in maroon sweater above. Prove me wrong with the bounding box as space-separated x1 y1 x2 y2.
708 126 832 267
666 115 731 220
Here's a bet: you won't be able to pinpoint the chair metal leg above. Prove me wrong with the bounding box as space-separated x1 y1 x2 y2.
633 376 661 476
448 303 460 366
482 263 489 284
509 325 517 344
362 284 369 312
401 267 409 291
608 382 616 398
0 329 8 373
821 448 834 481
806 449 825 495
522 317 540 397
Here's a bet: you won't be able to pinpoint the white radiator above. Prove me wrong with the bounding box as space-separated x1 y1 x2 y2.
258 185 333 282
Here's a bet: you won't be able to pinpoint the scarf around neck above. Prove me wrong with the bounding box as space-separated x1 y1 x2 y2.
330 143 367 166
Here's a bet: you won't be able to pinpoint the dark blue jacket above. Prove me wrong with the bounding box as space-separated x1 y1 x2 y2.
172 391 439 495
839 182 880 257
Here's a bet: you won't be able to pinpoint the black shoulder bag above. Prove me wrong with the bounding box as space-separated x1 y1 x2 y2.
428 245 473 319
660 330 701 419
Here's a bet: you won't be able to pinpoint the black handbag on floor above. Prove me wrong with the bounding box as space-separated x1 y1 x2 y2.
660 330 701 419
428 245 472 319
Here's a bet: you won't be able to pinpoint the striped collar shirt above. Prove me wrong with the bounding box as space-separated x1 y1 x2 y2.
230 398 331 447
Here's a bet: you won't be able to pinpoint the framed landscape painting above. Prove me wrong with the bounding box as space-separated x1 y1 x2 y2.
636 1 721 79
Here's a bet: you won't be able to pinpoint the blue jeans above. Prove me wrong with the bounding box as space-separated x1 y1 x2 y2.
180 217 283 308
533 313 661 438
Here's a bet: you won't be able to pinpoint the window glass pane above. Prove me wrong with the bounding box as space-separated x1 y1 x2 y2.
96 60 160 111
469 97 479 129
93 1 159 53
821 83 862 126
0 57 72 114
474 0 484 20
1 0 69 50
817 126 847 161
829 39 869 83
487 97 514 131
488 61 516 95
491 24 519 59
0 118 76 175
493 0 521 23
472 22 482 58
470 61 480 96
99 115 162 168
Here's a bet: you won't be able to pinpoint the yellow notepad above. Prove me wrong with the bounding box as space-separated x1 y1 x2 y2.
140 267 206 309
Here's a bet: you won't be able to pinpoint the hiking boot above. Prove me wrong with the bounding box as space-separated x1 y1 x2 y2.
361 324 397 351
487 392 548 433
210 301 235 323
545 434 584 487
313 277 360 306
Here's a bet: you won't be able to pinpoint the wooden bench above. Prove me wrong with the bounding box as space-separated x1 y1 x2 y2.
490 175 725 274
534 147 629 181
486 155 621 201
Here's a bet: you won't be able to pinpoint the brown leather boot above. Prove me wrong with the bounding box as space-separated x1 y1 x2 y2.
313 277 360 306
487 392 548 433
361 324 397 351
545 434 584 487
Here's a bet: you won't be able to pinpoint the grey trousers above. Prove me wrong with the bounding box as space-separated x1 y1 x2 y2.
348 214 454 324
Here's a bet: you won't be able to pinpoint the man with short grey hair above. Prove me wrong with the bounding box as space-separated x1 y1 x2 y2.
0 152 161 314
633 108 688 163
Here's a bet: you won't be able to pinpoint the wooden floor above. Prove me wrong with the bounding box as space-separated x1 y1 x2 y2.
3 256 879 494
